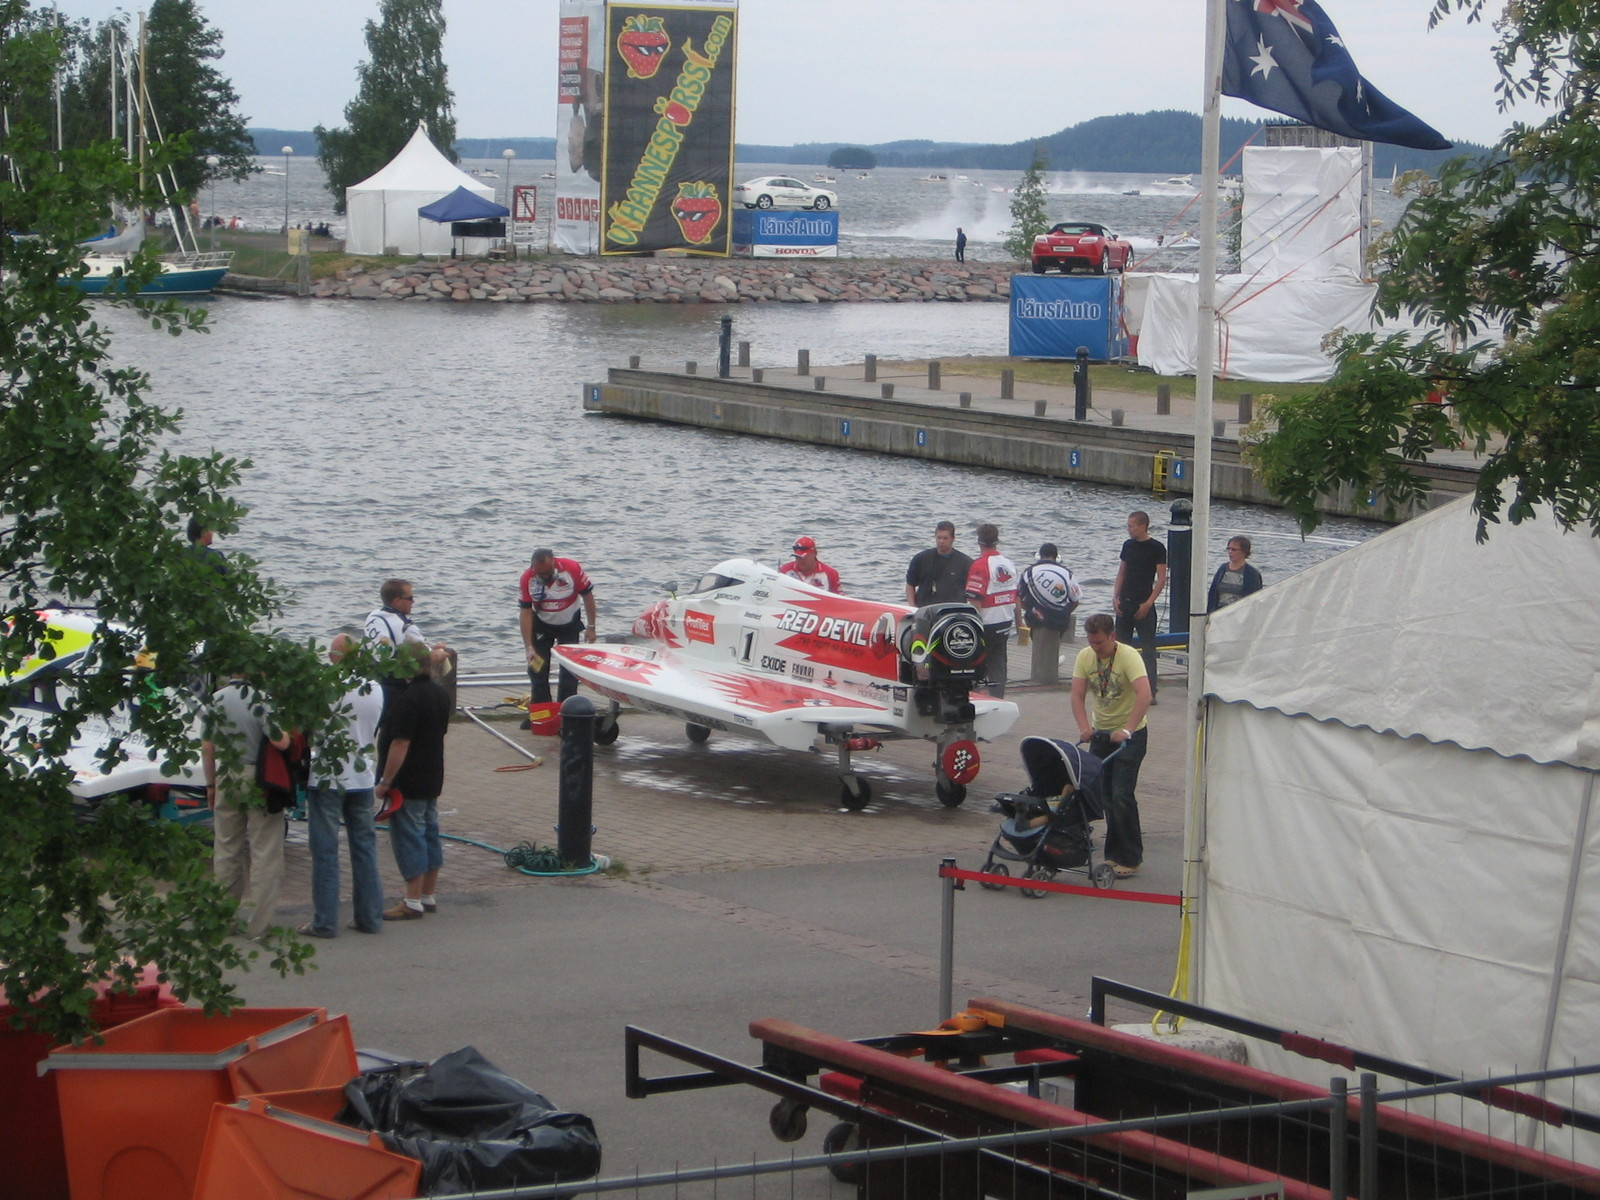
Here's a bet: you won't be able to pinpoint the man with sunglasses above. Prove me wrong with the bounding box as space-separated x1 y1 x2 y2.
1070 612 1153 879
779 535 842 593
519 548 598 705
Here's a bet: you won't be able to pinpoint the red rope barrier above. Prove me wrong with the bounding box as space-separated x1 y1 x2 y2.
939 864 1183 906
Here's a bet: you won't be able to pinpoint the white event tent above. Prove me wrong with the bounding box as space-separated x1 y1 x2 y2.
1197 492 1600 1157
345 122 496 257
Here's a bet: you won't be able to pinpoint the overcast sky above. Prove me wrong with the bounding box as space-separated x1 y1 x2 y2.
54 0 1525 149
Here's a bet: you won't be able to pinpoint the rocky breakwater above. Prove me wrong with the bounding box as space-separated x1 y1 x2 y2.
310 258 1015 304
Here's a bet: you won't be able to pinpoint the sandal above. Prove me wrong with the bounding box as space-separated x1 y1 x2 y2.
1112 863 1140 879
296 922 335 939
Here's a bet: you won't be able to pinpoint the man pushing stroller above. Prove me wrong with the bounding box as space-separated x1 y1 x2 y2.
1070 613 1153 879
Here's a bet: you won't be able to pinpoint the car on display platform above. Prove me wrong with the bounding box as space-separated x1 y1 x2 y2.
1031 222 1133 275
734 176 838 210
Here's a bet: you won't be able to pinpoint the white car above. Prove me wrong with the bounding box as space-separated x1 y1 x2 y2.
734 176 837 210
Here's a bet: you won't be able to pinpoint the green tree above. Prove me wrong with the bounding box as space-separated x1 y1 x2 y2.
315 0 456 215
1247 0 1600 539
1003 145 1049 261
828 146 876 171
1 2 343 1044
141 0 254 193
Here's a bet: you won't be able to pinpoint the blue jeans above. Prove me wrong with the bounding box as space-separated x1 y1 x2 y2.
306 786 384 934
1100 728 1147 867
388 795 443 882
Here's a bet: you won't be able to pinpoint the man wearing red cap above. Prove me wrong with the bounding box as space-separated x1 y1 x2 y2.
779 535 842 593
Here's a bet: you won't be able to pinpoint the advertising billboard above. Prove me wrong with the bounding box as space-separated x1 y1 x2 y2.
599 4 738 256
1008 275 1130 362
554 0 605 253
732 209 839 258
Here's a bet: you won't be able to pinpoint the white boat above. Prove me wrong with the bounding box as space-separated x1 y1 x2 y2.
811 172 836 183
1159 174 1194 188
917 173 949 182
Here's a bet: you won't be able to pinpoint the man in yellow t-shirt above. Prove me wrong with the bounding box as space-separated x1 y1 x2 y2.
1070 612 1153 878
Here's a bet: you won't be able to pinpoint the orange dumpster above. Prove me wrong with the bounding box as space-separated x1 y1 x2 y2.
44 1006 357 1200
193 1097 420 1200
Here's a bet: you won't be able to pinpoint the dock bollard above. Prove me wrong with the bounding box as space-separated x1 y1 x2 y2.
797 349 810 376
881 383 895 399
557 695 595 868
864 354 877 383
717 314 732 378
1000 369 1015 400
1156 383 1171 415
1111 409 1125 427
1074 347 1091 421
737 340 750 367
628 355 640 369
685 361 697 374
1214 419 1228 438
752 368 764 383
1238 392 1254 423
959 392 972 408
1034 399 1047 417
814 376 827 390
928 361 941 390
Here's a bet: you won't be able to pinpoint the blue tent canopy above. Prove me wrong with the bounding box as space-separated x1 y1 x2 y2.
416 186 509 223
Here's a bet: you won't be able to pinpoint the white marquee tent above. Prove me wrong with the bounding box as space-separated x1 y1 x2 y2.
345 122 496 257
1197 493 1600 1157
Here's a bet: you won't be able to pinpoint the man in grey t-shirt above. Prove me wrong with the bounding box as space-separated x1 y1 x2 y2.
203 675 290 941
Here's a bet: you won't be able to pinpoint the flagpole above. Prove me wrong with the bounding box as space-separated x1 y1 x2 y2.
1180 0 1227 1008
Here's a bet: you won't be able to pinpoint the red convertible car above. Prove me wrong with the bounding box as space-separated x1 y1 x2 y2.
1031 222 1133 274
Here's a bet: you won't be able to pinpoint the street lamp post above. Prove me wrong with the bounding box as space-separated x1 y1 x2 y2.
501 147 516 258
281 145 293 236
204 154 219 249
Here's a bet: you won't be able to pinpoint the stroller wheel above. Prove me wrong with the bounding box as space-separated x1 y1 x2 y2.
1091 861 1116 890
1020 864 1056 899
979 858 1009 891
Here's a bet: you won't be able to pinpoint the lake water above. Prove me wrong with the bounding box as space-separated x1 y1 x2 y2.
208 156 1410 267
99 295 1377 670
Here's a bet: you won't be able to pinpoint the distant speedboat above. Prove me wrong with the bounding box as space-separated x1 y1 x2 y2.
68 251 232 297
1159 174 1194 188
811 172 836 183
918 173 949 182
1122 188 1141 196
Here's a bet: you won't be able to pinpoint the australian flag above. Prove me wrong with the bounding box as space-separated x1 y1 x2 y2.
1221 0 1451 150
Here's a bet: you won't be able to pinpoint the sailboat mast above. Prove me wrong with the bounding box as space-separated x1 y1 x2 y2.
137 12 148 198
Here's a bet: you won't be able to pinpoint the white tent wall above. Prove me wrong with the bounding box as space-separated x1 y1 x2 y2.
1240 146 1364 280
1198 494 1600 1161
1127 273 1376 381
344 122 497 256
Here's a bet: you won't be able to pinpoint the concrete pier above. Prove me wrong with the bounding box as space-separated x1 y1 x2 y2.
584 357 1483 521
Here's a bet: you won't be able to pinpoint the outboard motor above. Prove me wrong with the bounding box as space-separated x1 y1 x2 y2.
898 603 988 723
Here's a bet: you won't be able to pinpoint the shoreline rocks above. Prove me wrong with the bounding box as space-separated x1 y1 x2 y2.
307 257 1017 304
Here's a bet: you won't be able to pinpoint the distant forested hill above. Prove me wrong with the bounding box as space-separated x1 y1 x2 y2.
737 110 1484 177
251 111 1483 176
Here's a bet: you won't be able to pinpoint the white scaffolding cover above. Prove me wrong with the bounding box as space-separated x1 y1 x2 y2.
1240 145 1364 280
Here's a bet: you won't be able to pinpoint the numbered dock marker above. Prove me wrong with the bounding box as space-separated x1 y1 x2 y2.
1367 489 1379 506
1173 460 1186 481
589 385 601 404
840 419 851 438
916 429 926 447
1069 449 1082 469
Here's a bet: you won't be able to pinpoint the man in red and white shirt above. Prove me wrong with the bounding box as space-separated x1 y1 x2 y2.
518 548 597 706
965 523 1021 698
778 535 842 593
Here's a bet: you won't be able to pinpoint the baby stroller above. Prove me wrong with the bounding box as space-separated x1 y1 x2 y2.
982 736 1117 896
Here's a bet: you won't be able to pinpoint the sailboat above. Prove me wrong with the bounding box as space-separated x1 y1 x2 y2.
64 16 231 297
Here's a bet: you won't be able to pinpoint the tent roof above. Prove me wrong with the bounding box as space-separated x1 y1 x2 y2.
1205 492 1600 769
417 186 508 223
347 121 492 196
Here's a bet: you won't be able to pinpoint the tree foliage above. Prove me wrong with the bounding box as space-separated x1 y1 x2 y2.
12 2 251 202
1248 0 1600 539
315 0 456 215
1 3 349 1044
1003 146 1050 261
827 146 876 170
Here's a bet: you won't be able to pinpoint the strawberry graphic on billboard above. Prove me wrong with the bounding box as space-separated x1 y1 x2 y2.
617 15 670 79
671 182 722 244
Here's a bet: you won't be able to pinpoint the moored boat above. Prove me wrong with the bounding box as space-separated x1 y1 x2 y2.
70 250 232 296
